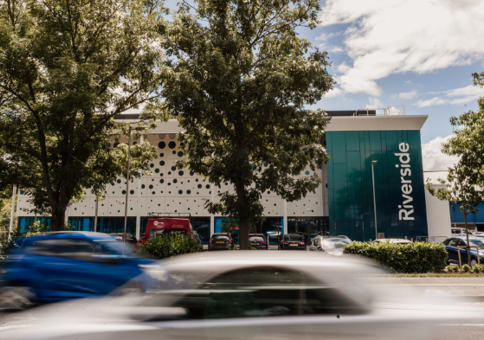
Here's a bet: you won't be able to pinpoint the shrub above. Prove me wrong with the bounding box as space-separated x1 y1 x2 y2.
343 241 448 273
447 265 459 272
472 264 484 273
462 264 472 272
140 233 201 259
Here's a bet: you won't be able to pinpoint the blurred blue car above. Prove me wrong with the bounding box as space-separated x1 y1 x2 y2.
0 232 158 309
442 236 484 266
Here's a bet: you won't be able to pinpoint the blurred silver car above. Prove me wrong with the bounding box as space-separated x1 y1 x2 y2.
309 236 351 256
0 251 478 340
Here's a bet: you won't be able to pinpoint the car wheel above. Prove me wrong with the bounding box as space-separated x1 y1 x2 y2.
0 286 35 311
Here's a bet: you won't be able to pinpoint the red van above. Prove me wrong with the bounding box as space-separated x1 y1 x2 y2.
137 213 193 246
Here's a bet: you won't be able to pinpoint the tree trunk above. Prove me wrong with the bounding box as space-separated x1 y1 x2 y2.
239 216 250 250
51 208 66 231
235 183 250 250
464 209 471 266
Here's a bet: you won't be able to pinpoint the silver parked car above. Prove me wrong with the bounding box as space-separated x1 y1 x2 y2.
309 236 351 256
0 251 477 340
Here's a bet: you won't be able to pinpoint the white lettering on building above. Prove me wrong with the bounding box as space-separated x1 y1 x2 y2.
395 142 414 220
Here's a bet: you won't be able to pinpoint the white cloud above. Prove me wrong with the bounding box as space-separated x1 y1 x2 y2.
319 0 484 96
422 135 459 171
399 90 417 99
324 87 343 98
365 97 383 108
415 97 448 108
414 84 484 107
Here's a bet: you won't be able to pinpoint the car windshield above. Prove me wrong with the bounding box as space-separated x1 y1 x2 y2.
469 239 484 250
322 238 351 249
287 234 303 241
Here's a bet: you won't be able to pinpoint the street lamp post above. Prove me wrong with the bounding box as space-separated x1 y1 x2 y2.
371 160 378 240
123 126 146 251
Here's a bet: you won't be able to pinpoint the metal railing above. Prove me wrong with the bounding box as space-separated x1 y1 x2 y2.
355 105 406 116
457 245 480 268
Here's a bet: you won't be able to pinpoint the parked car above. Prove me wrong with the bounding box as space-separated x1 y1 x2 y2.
0 232 158 310
309 236 351 256
208 233 235 251
373 238 412 244
279 233 306 250
442 236 484 266
109 233 137 246
248 233 268 250
0 251 476 340
451 228 472 236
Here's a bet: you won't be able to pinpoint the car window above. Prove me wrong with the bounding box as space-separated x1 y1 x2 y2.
442 239 450 245
447 239 458 247
451 229 462 234
457 239 467 247
287 234 303 241
469 239 484 250
27 238 97 260
133 267 367 321
249 236 265 242
212 235 230 240
322 239 350 249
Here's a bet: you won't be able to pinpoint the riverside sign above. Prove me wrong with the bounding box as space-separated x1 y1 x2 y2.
395 142 414 221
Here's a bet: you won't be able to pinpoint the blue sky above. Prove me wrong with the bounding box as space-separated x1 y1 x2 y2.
165 0 484 170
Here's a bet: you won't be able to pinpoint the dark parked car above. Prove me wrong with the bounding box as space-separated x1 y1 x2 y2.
248 233 268 250
443 236 484 266
309 236 351 256
109 233 137 246
279 233 306 250
0 232 158 310
208 233 234 251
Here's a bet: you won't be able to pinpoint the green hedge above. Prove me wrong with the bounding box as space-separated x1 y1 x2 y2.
343 241 448 273
140 233 201 259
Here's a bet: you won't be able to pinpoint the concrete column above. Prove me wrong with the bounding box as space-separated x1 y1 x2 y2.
283 199 288 235
136 134 144 239
210 183 215 236
8 186 17 241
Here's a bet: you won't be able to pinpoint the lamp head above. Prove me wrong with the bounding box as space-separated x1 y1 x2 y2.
371 160 378 165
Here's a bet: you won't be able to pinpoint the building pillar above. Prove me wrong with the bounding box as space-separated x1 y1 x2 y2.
136 134 144 239
283 199 288 235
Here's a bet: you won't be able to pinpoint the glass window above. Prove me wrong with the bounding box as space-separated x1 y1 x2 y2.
28 238 97 260
469 239 484 250
287 234 304 241
457 239 467 247
322 239 350 249
448 239 458 247
212 235 230 241
249 236 265 242
442 239 450 245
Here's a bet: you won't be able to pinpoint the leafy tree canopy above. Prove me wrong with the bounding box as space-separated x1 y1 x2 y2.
0 0 169 230
162 0 335 249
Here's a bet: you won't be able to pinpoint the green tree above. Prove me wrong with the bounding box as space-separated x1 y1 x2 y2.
0 0 168 230
162 0 334 249
426 162 481 266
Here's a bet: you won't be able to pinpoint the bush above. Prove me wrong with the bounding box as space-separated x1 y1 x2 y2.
447 264 459 272
140 233 201 259
472 264 484 273
343 241 448 273
462 264 472 272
